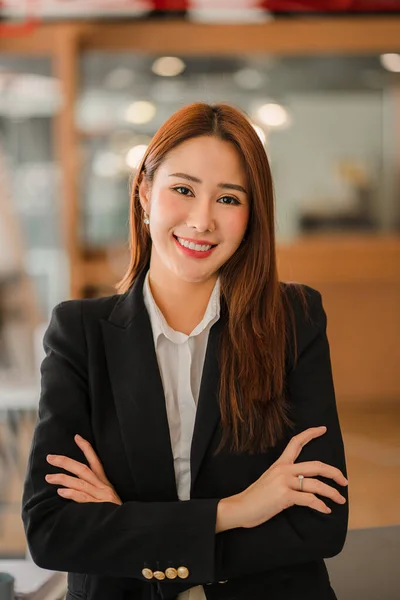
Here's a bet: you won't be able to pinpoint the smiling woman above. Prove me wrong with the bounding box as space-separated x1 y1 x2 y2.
22 103 348 600
121 102 295 449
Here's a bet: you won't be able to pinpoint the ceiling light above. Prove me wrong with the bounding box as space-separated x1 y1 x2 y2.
380 53 400 73
152 57 186 77
125 101 156 125
256 103 290 128
126 145 148 169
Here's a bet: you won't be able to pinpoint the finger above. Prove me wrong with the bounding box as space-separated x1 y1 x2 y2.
74 435 109 485
291 490 332 514
57 488 101 503
291 461 348 486
292 476 346 504
276 427 327 465
46 454 107 489
45 473 108 501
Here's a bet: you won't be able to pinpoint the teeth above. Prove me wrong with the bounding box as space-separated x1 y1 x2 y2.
177 237 213 252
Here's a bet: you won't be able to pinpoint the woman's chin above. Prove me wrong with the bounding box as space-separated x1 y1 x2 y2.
172 263 219 285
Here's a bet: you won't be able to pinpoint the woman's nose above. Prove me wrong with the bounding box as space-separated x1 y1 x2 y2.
185 199 215 233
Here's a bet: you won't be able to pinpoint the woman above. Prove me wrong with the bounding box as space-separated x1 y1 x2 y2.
22 103 348 600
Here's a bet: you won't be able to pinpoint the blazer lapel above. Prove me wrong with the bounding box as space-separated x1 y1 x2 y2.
190 311 225 494
100 270 178 501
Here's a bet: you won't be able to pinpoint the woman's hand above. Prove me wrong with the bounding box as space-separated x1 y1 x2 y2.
45 435 122 505
216 426 348 532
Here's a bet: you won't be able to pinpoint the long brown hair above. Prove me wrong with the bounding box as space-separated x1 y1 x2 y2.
117 102 306 454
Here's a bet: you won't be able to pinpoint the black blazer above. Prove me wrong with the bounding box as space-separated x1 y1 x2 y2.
22 270 348 600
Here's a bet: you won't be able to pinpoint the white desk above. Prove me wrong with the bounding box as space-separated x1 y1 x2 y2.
0 560 67 600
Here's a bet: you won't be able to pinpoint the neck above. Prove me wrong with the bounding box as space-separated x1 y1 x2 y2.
147 265 218 335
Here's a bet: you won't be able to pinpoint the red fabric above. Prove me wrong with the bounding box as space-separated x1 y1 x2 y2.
152 0 188 10
264 0 400 11
352 0 400 9
0 0 40 37
155 0 400 11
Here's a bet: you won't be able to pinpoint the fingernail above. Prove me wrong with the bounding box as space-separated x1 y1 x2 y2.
75 434 82 441
58 489 67 495
47 455 54 460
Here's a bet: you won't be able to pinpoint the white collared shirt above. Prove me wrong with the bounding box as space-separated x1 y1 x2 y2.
142 271 220 600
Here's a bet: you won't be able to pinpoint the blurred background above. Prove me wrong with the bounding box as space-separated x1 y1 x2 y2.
0 1 399 598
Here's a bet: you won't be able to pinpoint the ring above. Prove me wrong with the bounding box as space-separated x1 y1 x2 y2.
298 474 304 491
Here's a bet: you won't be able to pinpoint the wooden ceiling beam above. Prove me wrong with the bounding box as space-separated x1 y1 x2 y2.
79 17 400 55
1 17 400 56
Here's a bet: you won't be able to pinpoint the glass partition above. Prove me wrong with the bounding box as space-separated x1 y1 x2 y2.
78 52 399 247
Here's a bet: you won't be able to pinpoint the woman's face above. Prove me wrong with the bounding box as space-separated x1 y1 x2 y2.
139 135 250 285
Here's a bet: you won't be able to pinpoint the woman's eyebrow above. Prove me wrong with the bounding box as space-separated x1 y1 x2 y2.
169 172 248 195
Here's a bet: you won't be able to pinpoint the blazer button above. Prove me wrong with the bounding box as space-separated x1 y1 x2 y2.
218 580 228 584
165 568 178 579
153 571 166 580
142 568 153 580
177 566 189 579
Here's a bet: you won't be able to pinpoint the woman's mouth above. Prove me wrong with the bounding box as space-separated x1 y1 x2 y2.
173 235 217 259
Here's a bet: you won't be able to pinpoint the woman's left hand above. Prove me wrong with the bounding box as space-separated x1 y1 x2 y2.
45 435 122 505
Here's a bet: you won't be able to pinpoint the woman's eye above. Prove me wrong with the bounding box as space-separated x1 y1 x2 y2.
218 196 241 206
173 185 193 196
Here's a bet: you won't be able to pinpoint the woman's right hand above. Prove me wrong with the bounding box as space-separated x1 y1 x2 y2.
216 426 348 532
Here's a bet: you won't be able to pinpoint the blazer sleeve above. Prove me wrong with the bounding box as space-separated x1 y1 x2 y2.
21 300 219 584
213 288 349 581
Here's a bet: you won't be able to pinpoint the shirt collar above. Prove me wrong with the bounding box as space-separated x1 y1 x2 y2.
143 270 220 346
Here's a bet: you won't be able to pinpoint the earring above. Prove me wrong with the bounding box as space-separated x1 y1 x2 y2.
143 212 150 225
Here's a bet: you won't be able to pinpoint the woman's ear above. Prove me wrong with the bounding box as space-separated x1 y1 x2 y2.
138 175 150 214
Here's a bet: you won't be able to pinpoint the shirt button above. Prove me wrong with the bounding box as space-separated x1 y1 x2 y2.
165 567 178 579
142 568 153 580
153 571 166 580
177 566 190 579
